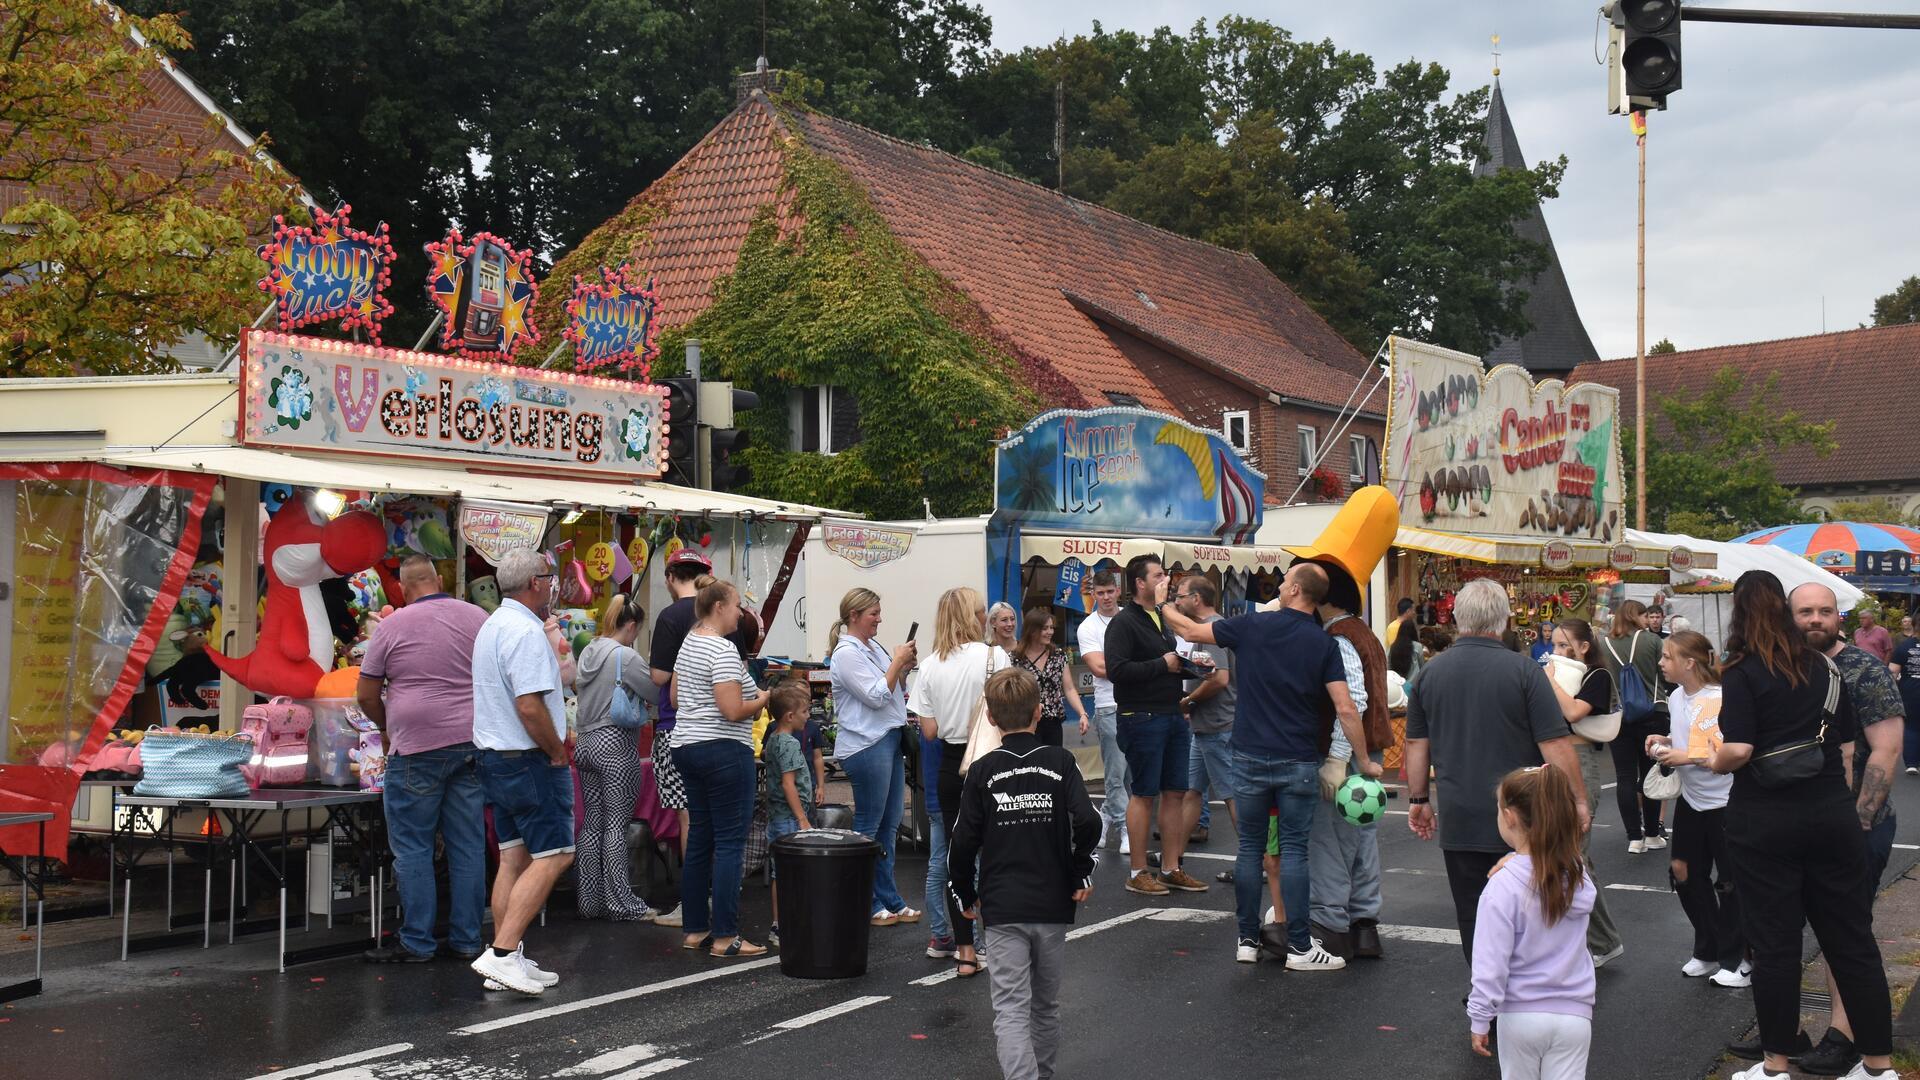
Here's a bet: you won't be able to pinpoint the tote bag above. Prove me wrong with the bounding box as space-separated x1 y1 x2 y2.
959 647 1001 773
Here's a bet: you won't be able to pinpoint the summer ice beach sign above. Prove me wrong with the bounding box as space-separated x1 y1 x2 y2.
240 330 668 479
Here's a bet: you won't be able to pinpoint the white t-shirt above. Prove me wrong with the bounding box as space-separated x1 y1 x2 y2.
915 642 1010 743
1076 610 1117 711
672 632 760 747
1667 685 1732 811
469 599 565 751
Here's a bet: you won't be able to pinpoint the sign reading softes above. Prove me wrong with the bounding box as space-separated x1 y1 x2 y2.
240 330 667 478
1383 337 1624 544
995 408 1266 542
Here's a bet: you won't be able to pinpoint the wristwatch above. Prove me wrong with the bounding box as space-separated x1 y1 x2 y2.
1407 795 1430 805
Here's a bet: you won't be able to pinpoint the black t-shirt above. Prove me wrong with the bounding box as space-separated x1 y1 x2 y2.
1574 667 1614 721
1720 651 1856 804
650 596 696 722
1892 637 1920 709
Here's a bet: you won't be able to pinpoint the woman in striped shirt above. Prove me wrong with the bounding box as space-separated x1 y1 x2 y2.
670 579 767 958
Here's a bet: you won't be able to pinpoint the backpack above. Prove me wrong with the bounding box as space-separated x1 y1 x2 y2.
1604 632 1663 727
239 696 315 787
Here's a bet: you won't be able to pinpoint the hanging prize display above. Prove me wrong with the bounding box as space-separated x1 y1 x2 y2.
584 542 617 582
627 535 650 582
256 204 397 343
424 228 541 361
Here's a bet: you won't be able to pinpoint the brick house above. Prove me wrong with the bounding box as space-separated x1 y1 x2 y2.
1569 321 1920 517
558 73 1385 502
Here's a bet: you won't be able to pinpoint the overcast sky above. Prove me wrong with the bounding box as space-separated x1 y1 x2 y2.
971 0 1920 360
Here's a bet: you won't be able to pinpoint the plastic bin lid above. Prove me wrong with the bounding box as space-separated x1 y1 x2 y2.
770 827 882 856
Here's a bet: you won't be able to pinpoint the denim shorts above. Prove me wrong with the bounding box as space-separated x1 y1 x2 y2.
1189 729 1234 797
766 816 801 880
1115 711 1191 798
478 750 576 859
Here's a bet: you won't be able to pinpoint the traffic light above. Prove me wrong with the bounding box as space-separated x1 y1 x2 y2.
1618 0 1681 109
662 377 696 485
708 427 751 491
699 384 759 492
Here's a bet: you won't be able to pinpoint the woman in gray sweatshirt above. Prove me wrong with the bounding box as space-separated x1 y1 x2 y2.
574 594 656 920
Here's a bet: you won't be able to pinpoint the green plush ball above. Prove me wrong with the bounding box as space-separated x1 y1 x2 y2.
1336 774 1387 827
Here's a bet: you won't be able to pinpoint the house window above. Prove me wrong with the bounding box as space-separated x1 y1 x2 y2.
1349 434 1373 482
1296 425 1318 476
790 386 862 454
1222 411 1251 454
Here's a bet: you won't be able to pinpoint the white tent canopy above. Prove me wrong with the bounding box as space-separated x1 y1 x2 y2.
1627 528 1864 610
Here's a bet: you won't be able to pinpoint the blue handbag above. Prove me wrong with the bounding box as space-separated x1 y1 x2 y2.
135 729 256 799
609 648 644 731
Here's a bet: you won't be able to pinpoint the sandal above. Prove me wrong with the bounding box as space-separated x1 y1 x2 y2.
682 935 714 951
954 956 982 978
710 938 768 958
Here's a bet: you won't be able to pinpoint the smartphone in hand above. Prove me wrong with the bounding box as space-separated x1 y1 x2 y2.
907 621 920 642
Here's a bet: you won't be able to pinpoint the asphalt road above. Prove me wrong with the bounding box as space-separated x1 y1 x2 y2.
6 775 1919 1080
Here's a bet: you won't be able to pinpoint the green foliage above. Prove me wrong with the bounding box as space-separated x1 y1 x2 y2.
1649 338 1677 355
651 144 1037 519
1626 366 1835 537
0 0 301 375
1822 497 1918 527
1871 275 1920 327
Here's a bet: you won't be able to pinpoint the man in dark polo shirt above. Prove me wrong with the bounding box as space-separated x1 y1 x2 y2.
1403 578 1590 967
1160 561 1373 970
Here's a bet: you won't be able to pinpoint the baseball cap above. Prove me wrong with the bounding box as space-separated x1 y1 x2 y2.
666 548 713 571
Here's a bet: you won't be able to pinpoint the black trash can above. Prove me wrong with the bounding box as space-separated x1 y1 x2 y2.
771 828 882 979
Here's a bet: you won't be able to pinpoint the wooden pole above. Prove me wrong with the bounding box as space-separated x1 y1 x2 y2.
1635 115 1647 532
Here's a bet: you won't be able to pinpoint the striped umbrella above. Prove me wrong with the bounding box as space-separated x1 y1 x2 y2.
1731 521 1920 572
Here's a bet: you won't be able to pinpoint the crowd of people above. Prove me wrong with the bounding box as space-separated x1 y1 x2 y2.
349 520 1911 1080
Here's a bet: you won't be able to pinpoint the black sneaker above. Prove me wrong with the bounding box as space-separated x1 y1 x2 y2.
1796 1029 1858 1076
363 946 433 964
1726 1029 1812 1060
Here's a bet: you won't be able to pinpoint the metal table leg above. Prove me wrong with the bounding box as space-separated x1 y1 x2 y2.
278 808 288 973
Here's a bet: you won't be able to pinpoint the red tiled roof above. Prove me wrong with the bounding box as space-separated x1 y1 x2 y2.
1568 321 1920 488
580 93 1373 413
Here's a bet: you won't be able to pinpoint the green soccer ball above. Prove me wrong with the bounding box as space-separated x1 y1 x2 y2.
1336 775 1387 827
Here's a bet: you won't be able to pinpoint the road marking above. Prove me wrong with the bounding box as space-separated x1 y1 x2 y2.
1065 908 1156 941
604 1061 692 1080
910 968 959 987
1172 851 1236 863
1605 883 1669 893
453 959 781 1036
1602 782 1618 790
554 1045 664 1076
1145 908 1231 923
775 995 891 1030
1378 924 1462 945
1384 867 1445 877
1894 843 1919 851
241 1044 413 1080
1384 809 1409 816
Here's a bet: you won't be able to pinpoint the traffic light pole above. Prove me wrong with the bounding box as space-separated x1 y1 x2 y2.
1635 118 1647 533
1680 7 1920 30
686 339 703 490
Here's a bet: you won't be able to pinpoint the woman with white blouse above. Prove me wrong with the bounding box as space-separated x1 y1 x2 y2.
828 588 922 925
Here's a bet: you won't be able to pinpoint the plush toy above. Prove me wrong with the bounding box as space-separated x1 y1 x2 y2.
469 575 500 612
149 611 221 708
204 498 386 700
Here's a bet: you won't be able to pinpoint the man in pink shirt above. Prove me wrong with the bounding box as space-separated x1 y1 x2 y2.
357 555 491 963
1853 609 1893 663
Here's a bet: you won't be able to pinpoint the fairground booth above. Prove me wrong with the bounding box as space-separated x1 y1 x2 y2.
1378 337 1716 644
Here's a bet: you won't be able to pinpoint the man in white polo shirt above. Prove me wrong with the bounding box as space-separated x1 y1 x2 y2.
1074 569 1130 852
468 547 573 996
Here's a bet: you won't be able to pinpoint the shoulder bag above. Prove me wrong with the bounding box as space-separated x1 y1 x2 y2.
1745 654 1842 789
608 647 645 730
1570 669 1624 744
960 646 1002 772
1641 760 1682 802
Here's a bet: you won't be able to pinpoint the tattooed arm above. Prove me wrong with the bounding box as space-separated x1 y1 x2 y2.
1857 715 1902 830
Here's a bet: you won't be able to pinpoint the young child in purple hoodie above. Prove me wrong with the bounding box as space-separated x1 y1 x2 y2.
1469 764 1598 1080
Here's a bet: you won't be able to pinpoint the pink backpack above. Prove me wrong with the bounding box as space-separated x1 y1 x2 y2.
240 697 315 787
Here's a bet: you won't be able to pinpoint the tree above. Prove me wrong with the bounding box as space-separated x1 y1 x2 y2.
0 0 299 376
1870 275 1920 327
1625 366 1836 537
1649 338 1677 354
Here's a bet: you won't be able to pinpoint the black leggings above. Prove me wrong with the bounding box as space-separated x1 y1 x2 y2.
1669 799 1743 970
938 741 975 949
1442 848 1506 967
1608 727 1666 839
1727 795 1891 1057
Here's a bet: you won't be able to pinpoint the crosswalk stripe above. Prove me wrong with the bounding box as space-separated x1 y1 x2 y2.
774 995 891 1030
1894 843 1919 850
1384 867 1445 876
603 1060 693 1079
1064 908 1156 941
1144 908 1231 923
240 1044 413 1080
1605 883 1669 893
553 1044 663 1076
453 958 780 1036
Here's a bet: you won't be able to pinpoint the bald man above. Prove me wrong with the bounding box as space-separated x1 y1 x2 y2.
358 554 491 963
1776 583 1905 1073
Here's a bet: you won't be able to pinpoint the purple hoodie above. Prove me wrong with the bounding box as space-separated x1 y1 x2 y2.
1467 853 1597 1035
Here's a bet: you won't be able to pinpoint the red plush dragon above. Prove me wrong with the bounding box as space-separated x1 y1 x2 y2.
204 498 386 700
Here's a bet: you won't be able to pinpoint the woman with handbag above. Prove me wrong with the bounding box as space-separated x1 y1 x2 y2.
1643 630 1746 987
914 586 1009 977
1011 605 1088 748
1711 571 1895 1080
572 594 655 921
1601 601 1669 853
828 587 921 928
1544 618 1626 966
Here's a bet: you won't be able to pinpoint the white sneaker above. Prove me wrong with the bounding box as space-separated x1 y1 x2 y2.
1730 1064 1788 1080
1907 767 1918 776
1738 959 1753 976
1841 1063 1898 1080
1285 938 1347 972
1120 830 1131 856
1627 839 1646 855
1263 906 1277 926
1710 967 1752 989
1644 834 1668 851
654 904 683 928
515 945 559 986
1681 958 1719 978
1591 943 1625 968
472 949 543 995
1236 939 1259 964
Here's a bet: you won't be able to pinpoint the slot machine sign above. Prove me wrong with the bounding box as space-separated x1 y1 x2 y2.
425 228 541 361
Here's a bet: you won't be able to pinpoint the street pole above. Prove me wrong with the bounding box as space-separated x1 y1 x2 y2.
1635 111 1647 533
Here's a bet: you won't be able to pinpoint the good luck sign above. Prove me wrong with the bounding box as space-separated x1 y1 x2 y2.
564 265 661 376
255 205 397 342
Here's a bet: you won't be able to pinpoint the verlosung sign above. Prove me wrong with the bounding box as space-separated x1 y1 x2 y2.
240 330 667 478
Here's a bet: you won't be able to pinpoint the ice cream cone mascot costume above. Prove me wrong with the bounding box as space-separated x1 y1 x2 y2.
1284 485 1399 962
204 496 387 700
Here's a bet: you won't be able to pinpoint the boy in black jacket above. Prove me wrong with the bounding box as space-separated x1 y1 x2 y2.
950 666 1102 1080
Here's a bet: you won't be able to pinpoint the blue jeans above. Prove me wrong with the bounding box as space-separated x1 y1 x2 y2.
675 738 757 939
844 727 908 915
383 744 486 957
921 735 953 942
1233 751 1320 948
1189 730 1234 832
1092 706 1128 825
